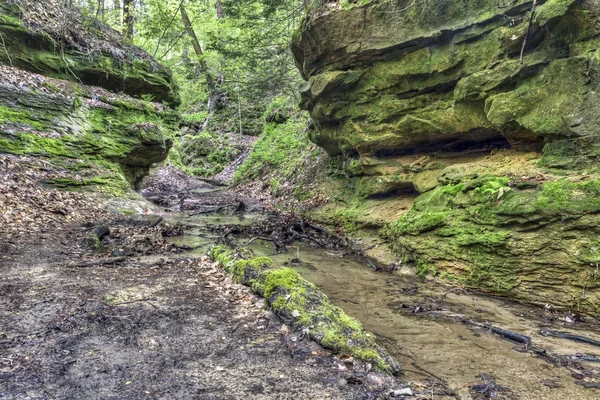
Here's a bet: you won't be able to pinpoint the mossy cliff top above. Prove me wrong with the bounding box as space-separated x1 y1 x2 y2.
0 0 178 105
292 0 598 162
0 1 179 194
293 0 600 315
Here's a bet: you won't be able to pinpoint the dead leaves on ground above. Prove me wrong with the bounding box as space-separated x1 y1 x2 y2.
0 155 112 238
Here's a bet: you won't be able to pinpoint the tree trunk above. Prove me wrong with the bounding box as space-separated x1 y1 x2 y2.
180 4 205 64
123 0 134 42
180 3 214 87
96 0 105 21
216 0 223 19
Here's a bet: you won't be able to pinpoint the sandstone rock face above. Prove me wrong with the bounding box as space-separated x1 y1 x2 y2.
0 1 178 191
294 0 600 314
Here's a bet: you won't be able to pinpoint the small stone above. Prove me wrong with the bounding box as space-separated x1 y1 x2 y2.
366 373 385 386
291 310 300 318
393 387 413 396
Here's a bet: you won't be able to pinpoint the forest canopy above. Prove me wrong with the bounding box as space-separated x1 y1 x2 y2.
69 0 305 114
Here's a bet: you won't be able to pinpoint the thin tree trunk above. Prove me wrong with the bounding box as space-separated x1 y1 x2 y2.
96 0 105 21
180 4 205 65
216 0 223 19
180 2 214 88
153 0 184 56
123 0 134 42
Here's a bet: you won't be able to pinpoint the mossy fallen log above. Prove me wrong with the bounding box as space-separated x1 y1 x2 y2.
209 245 401 375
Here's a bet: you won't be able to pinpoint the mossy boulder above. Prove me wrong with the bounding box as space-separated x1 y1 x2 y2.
382 174 600 314
293 0 600 163
0 1 178 193
0 69 176 190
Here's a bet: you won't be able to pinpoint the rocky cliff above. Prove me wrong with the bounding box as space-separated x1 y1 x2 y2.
293 0 600 314
0 0 178 192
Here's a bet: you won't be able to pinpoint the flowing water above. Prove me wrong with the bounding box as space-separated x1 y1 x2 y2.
170 213 600 399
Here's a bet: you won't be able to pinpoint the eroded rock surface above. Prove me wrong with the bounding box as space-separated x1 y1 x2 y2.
0 0 178 191
293 0 600 314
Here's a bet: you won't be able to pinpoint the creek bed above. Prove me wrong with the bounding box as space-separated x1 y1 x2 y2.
169 213 600 399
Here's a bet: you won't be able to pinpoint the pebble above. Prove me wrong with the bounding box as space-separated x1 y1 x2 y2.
393 387 413 396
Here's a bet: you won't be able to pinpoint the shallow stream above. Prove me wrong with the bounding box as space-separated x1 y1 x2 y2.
169 212 600 399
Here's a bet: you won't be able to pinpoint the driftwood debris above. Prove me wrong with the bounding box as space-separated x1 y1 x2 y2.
485 324 531 345
66 256 127 268
540 329 600 348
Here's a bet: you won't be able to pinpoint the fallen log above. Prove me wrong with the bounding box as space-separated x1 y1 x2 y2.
485 324 531 345
209 245 401 375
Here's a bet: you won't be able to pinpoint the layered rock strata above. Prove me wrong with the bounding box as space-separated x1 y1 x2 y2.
0 0 178 191
293 0 600 313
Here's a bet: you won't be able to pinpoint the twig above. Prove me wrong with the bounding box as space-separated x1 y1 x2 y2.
306 222 326 233
530 345 561 365
442 287 471 298
148 216 164 228
411 362 445 382
540 329 600 348
66 257 127 268
520 0 537 64
153 0 185 56
245 236 283 249
298 233 324 247
468 340 491 352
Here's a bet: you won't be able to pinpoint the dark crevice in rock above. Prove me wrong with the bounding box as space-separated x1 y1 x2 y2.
367 182 417 199
372 131 511 159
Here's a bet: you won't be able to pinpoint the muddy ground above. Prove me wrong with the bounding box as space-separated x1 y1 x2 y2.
0 157 406 400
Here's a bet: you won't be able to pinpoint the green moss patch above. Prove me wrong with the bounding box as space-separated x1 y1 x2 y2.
233 112 314 184
209 245 401 374
382 174 600 313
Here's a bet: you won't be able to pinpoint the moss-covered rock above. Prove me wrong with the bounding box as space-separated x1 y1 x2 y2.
0 1 178 104
294 0 600 315
209 245 401 374
382 174 600 314
0 67 177 190
0 1 179 193
294 0 600 163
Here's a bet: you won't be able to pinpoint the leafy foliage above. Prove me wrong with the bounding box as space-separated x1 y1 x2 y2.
233 100 314 184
